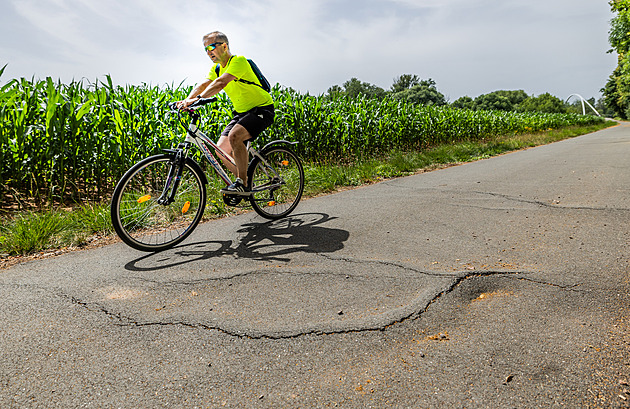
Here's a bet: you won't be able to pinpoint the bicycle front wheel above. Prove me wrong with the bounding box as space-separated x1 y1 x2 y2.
110 154 207 252
247 146 304 219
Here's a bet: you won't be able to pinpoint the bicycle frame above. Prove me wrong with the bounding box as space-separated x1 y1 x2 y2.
181 124 286 194
166 99 295 198
182 123 235 185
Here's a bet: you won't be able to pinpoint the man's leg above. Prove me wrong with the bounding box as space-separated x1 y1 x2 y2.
227 124 251 185
216 135 237 176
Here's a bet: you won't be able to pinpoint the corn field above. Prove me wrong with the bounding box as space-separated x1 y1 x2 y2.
266 90 604 160
0 67 605 208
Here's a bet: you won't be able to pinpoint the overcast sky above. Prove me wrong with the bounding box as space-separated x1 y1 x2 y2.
0 0 617 101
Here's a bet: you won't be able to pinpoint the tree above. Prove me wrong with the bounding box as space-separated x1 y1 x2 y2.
492 90 529 106
325 84 344 98
451 96 476 110
602 68 624 116
326 77 386 99
474 93 514 111
451 90 529 111
602 0 630 118
392 78 446 106
596 95 616 117
517 93 567 114
390 74 420 93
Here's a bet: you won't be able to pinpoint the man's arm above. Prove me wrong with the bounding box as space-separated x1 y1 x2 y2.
199 73 236 98
178 73 236 108
186 78 212 99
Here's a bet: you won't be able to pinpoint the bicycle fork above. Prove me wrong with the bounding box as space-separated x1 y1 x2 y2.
157 148 187 205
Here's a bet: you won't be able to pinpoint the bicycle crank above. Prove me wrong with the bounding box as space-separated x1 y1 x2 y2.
222 193 242 206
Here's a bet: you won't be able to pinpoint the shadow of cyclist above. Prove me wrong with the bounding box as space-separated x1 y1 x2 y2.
234 212 349 261
124 212 348 271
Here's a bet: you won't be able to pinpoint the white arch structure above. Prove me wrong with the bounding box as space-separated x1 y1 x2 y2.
566 94 601 116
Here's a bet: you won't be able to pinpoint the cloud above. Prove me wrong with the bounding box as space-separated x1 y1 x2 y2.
0 0 617 99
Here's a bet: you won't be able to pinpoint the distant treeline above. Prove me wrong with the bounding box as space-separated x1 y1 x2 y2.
326 74 608 116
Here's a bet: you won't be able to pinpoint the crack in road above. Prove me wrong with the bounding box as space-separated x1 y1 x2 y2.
80 269 577 340
468 190 630 212
0 242 586 340
512 276 584 291
1 260 578 341
384 181 630 212
317 253 532 279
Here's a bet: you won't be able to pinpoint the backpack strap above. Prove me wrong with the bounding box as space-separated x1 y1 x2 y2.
214 56 270 92
235 78 264 88
213 55 233 79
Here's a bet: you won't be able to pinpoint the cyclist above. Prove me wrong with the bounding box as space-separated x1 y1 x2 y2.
177 31 274 195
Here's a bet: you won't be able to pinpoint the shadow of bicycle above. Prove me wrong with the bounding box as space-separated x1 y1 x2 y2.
124 212 349 271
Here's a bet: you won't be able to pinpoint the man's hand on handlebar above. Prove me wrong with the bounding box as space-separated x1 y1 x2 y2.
176 97 197 110
175 96 218 111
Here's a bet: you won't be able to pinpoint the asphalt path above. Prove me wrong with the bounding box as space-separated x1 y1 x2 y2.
1 123 629 408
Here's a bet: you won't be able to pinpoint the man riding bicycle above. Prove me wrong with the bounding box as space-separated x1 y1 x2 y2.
177 31 274 195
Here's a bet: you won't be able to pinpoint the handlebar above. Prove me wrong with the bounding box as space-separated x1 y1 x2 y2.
168 97 219 128
168 97 217 112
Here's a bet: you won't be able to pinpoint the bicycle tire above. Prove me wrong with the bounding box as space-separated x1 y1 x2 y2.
110 154 207 252
247 145 304 219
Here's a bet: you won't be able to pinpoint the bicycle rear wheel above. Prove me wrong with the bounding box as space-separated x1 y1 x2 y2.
247 146 304 219
110 154 207 252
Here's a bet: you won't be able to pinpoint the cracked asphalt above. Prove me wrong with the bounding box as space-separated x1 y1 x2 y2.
1 123 630 408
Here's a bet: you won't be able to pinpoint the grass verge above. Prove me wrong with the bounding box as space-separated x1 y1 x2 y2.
0 121 615 264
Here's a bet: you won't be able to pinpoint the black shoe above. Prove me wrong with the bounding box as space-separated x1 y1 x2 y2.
221 178 250 196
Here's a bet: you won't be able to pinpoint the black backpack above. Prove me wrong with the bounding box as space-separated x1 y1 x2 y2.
215 58 271 92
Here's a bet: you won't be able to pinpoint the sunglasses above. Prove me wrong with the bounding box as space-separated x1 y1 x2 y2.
205 42 224 52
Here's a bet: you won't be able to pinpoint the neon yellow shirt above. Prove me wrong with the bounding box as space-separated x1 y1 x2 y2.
208 55 273 113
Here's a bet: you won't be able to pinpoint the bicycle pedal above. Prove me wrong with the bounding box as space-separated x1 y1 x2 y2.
219 189 252 196
222 194 242 206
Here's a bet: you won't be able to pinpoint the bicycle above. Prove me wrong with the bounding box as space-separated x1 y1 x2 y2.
110 97 305 252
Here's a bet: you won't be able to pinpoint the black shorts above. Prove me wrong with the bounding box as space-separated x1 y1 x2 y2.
221 104 275 141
